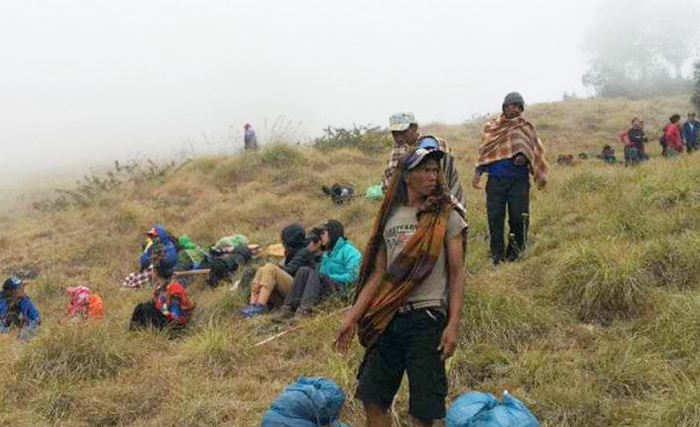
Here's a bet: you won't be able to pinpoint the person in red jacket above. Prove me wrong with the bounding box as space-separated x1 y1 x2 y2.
64 286 104 322
129 261 193 330
663 114 684 156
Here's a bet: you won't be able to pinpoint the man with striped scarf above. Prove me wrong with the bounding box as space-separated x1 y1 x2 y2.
381 112 466 217
336 146 468 426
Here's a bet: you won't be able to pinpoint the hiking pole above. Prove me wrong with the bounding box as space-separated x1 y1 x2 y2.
253 306 351 347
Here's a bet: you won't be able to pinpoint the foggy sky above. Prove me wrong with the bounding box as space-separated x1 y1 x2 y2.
0 0 598 180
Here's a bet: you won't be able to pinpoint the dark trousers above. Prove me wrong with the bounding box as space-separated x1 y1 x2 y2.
129 301 168 330
356 309 448 422
486 176 530 263
283 266 337 311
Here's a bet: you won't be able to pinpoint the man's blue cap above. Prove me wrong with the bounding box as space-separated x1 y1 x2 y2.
417 136 440 150
406 147 444 170
3 277 23 291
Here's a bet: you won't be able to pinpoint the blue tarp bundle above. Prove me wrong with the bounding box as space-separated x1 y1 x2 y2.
261 377 348 427
446 391 540 427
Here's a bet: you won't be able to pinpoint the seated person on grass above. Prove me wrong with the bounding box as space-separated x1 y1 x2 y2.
241 223 319 318
0 277 40 339
139 225 179 271
273 220 361 321
175 234 209 272
121 225 178 288
129 262 194 331
202 235 254 288
63 286 104 322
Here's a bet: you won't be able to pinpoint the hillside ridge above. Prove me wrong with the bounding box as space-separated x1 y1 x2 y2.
0 95 698 426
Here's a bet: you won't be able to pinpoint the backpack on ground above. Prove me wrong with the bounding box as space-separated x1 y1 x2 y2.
322 183 354 204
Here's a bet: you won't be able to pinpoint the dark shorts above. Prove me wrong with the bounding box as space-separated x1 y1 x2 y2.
355 308 448 422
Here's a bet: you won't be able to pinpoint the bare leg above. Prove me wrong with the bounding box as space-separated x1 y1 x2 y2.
365 404 392 427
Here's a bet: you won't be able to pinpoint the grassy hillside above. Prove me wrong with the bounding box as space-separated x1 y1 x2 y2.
0 95 697 426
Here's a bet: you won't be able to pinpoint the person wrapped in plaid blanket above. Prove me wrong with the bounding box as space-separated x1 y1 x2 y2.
472 92 548 264
336 146 467 426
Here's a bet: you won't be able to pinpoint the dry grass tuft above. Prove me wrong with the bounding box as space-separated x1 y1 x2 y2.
554 242 647 323
16 322 138 383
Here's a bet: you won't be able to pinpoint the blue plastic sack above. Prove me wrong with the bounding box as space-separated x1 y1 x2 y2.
446 391 540 427
261 377 346 427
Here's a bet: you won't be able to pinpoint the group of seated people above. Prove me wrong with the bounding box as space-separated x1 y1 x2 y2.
241 219 362 322
121 224 253 289
1 219 362 338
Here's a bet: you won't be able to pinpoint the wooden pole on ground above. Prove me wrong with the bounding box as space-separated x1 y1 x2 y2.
173 269 211 277
253 306 351 347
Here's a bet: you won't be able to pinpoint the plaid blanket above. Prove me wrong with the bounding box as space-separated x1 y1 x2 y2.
121 267 153 288
477 115 548 188
381 136 466 216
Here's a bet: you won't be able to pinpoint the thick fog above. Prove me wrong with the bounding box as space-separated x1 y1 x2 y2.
1 0 694 183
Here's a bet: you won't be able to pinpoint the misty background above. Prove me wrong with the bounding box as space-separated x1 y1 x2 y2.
1 0 698 184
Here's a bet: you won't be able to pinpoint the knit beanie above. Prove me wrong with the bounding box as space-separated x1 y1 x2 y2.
502 92 525 112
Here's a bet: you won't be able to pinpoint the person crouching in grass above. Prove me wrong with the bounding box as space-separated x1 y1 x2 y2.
0 277 40 339
335 146 468 426
129 261 193 331
63 286 104 322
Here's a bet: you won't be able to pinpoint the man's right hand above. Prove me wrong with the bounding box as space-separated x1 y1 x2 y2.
334 317 358 354
471 170 483 189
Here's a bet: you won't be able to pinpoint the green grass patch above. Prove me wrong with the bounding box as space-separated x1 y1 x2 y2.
554 242 647 323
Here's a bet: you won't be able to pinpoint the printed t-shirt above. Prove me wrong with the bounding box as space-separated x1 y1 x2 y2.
383 206 467 305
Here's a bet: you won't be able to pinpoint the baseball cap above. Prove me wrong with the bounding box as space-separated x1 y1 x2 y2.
417 136 440 150
389 112 416 132
3 277 23 291
406 147 444 170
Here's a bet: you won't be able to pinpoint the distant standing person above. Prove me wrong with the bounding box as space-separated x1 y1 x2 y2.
381 112 466 215
622 117 648 165
472 92 548 264
336 146 468 426
682 112 700 152
663 114 684 156
244 123 259 151
628 117 649 161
